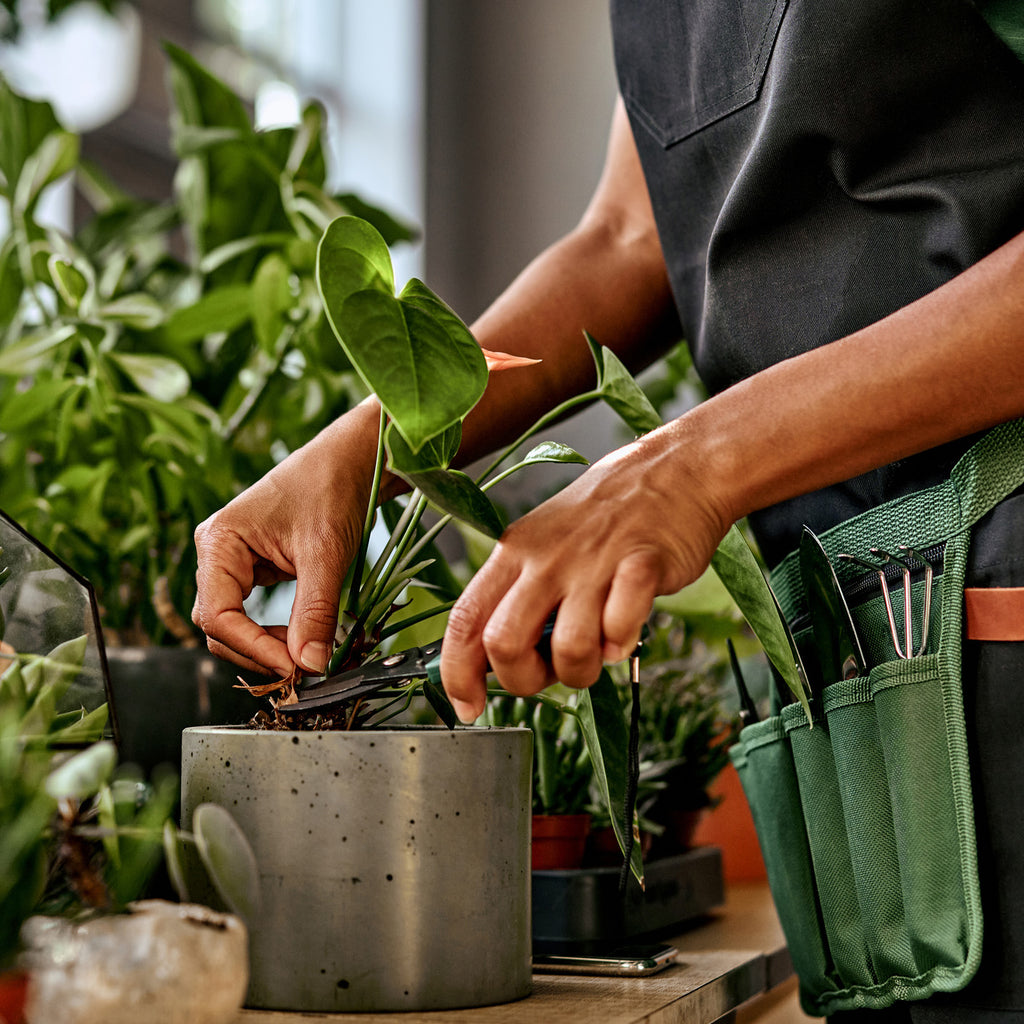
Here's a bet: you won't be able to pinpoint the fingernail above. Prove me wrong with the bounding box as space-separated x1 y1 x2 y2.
299 641 330 673
603 643 628 664
452 698 479 725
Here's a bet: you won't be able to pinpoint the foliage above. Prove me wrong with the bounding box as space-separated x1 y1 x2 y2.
0 552 259 968
0 48 412 644
484 690 592 817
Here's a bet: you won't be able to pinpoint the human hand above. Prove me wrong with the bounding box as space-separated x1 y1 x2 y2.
438 428 728 723
192 408 380 677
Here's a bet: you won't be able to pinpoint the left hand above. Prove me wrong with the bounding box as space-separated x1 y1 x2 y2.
439 429 728 723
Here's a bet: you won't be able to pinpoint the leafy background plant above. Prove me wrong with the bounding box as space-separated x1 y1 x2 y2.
0 47 412 645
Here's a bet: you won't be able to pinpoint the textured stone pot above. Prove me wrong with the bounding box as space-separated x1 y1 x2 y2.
181 725 533 1012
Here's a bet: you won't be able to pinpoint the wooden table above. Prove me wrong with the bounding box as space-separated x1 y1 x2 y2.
238 883 805 1024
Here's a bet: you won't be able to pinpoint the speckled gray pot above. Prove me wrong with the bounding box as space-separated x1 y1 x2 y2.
180 725 532 1012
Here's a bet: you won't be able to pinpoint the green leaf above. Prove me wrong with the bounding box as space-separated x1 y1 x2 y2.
48 704 108 745
422 678 458 729
14 129 78 215
334 191 417 246
710 525 811 718
0 323 76 375
97 293 165 329
394 467 505 539
113 350 193 404
45 740 117 800
0 77 63 198
163 820 190 902
586 332 663 436
316 215 395 313
162 284 252 343
48 256 88 308
575 672 644 887
1 378 75 429
198 232 294 274
385 420 461 474
192 803 261 925
330 283 487 453
517 441 589 468
251 252 291 353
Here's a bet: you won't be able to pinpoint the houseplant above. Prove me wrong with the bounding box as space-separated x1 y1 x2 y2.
0 47 411 649
0 48 416 767
180 212 664 1012
0 628 259 1023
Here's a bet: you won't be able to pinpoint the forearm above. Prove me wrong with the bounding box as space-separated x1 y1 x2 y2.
662 228 1024 531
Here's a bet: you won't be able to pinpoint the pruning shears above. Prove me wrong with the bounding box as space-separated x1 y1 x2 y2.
279 617 556 717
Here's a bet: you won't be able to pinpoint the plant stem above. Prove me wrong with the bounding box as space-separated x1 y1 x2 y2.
475 390 599 483
347 404 388 615
379 600 454 641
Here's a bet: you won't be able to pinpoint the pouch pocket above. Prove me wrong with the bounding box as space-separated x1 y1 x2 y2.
731 717 838 1004
612 0 788 146
735 652 980 1015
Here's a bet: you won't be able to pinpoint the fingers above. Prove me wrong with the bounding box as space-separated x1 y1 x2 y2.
288 561 346 674
193 524 295 677
601 550 662 662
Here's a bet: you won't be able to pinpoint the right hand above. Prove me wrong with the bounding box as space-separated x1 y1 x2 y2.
191 405 380 677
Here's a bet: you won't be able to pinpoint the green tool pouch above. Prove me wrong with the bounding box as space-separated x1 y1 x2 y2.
731 419 1024 1017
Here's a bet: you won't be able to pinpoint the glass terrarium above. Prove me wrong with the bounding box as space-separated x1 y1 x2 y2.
0 509 114 742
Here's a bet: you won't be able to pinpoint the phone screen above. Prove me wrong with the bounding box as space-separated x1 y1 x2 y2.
532 943 678 977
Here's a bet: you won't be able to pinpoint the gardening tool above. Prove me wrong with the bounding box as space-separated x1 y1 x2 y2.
798 526 866 684
727 637 759 725
837 547 934 660
284 618 649 716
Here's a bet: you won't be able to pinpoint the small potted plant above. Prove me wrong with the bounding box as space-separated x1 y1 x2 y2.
483 690 597 870
0 593 258 1024
180 213 660 1012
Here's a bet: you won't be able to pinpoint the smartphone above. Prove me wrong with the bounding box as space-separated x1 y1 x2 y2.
532 942 678 977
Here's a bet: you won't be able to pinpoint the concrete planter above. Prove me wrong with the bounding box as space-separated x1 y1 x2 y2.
181 725 533 1012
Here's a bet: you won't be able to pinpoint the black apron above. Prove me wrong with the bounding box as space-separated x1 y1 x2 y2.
609 0 1024 1016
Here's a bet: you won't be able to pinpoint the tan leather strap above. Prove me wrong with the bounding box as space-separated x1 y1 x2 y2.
964 587 1024 641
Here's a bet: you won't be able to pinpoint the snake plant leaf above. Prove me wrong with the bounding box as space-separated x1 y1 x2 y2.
585 331 663 436
576 671 644 888
192 802 261 926
395 466 506 539
710 524 812 720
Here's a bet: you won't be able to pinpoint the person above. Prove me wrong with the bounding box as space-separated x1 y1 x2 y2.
193 1 1024 1018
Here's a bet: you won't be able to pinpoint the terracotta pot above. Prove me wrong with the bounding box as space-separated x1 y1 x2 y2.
0 969 28 1024
583 825 653 867
531 813 591 870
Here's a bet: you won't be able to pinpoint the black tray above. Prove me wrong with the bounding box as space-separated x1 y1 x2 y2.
531 846 724 951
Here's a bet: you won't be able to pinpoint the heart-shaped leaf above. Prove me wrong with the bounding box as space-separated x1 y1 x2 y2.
317 215 394 315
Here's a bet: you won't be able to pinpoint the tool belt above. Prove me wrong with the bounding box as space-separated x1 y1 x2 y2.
731 419 1024 1017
